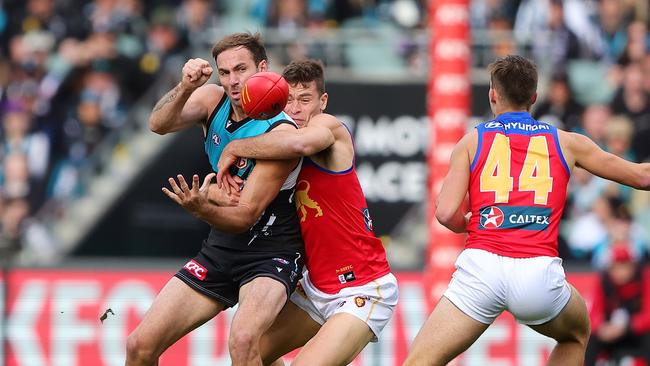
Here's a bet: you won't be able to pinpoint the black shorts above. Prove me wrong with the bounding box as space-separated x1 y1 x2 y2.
175 244 304 308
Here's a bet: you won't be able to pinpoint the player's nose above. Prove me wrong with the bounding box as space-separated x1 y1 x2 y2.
286 100 300 114
229 73 240 86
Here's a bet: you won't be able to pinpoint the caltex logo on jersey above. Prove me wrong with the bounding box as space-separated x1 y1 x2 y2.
480 206 505 228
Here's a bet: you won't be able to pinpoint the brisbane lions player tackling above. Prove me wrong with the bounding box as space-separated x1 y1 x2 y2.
218 59 398 366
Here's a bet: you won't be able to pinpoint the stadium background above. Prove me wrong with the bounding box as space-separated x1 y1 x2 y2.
1 0 649 365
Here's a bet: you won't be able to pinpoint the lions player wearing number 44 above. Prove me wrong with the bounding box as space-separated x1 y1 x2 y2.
404 55 650 366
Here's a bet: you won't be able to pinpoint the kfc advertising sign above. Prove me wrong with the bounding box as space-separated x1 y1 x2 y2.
0 269 596 366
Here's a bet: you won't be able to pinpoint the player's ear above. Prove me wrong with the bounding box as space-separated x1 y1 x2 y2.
320 92 328 111
489 88 497 105
257 59 268 72
530 92 538 106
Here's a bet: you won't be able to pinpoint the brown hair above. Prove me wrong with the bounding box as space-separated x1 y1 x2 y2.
282 59 326 95
488 55 538 108
211 32 267 66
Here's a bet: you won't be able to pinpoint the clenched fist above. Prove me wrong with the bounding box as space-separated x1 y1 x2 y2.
181 58 213 91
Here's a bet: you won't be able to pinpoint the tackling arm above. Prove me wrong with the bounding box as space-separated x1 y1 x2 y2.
435 132 473 233
216 115 337 185
568 132 650 190
224 115 336 160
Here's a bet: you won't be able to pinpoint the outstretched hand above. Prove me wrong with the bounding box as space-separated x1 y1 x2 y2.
162 173 215 217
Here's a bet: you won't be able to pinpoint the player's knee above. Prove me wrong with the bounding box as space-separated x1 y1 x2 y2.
125 332 158 363
556 311 591 348
575 317 591 347
571 301 591 347
229 329 258 355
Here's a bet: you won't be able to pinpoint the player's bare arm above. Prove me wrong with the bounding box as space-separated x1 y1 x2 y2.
560 130 650 190
436 131 476 233
216 115 337 176
165 158 299 233
149 58 223 134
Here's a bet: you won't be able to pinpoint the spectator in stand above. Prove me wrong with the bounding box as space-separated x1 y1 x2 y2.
611 62 650 162
176 0 221 49
1 153 30 201
605 115 635 160
533 70 584 130
530 0 583 73
586 244 650 365
2 99 50 180
481 10 516 66
591 199 648 268
579 104 611 147
566 193 612 261
0 196 30 254
617 20 649 65
597 0 631 63
266 0 309 34
135 6 185 81
1 100 50 206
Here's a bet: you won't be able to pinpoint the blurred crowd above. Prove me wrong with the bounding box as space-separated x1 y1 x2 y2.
1 0 650 268
0 0 207 252
0 0 430 255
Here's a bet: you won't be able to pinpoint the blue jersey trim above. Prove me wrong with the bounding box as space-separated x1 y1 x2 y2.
550 126 571 176
304 156 353 175
470 124 484 172
340 119 357 167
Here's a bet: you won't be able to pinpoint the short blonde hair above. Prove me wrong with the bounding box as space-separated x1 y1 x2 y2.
605 115 634 142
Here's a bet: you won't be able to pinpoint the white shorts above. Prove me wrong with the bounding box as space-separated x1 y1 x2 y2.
290 271 398 342
443 249 571 325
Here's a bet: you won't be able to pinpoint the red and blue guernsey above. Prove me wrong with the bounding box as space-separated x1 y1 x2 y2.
466 112 571 258
296 157 391 294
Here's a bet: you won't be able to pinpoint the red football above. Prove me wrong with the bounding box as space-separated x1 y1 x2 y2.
241 71 289 120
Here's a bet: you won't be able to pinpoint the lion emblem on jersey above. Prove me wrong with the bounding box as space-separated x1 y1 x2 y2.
295 180 323 222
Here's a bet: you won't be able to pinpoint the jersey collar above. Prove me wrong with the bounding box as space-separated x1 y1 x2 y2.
495 111 533 123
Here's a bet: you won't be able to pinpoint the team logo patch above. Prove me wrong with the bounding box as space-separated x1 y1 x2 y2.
295 180 323 222
338 271 356 284
211 133 221 146
235 157 248 169
354 296 366 308
362 208 373 231
479 206 505 228
183 260 207 280
479 206 552 231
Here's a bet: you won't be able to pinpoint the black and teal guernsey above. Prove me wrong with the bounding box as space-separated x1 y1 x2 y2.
203 95 303 252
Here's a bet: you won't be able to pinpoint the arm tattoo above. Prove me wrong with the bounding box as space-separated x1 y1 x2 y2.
153 85 181 112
